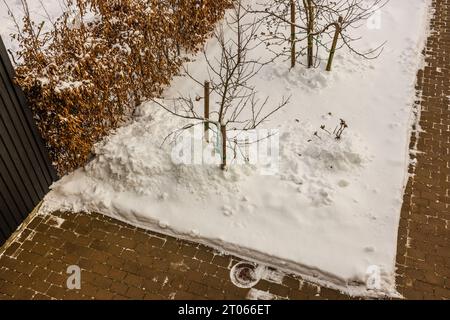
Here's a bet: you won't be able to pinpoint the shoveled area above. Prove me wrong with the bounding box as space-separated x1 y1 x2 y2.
394 0 450 300
0 211 347 300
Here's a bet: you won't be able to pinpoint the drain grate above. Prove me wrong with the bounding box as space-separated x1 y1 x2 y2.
229 262 265 288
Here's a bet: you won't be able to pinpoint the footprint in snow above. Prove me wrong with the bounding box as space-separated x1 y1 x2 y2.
222 205 233 217
159 192 169 201
337 180 349 188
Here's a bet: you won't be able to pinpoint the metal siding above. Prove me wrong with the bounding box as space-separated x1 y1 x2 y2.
0 36 57 245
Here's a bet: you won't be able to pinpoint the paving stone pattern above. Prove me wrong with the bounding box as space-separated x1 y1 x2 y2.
0 212 347 300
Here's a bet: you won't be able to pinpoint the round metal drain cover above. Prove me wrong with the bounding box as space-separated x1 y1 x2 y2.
230 262 264 288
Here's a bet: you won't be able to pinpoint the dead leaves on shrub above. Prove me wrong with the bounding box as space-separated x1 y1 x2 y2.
13 0 233 175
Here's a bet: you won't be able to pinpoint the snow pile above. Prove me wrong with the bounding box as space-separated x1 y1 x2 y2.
37 0 431 297
279 118 370 207
262 51 370 92
51 105 368 208
81 107 255 199
263 64 335 91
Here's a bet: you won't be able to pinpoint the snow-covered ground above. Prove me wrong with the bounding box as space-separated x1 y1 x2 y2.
2 0 430 297
0 0 66 53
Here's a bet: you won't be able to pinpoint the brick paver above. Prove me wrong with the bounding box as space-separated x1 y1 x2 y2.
394 0 450 300
0 211 347 300
1 0 449 301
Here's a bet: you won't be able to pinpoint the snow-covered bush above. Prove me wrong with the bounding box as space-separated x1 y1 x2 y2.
7 0 233 175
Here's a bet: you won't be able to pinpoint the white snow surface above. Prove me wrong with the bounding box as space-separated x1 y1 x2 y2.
7 0 430 297
1 0 97 54
1 1 64 52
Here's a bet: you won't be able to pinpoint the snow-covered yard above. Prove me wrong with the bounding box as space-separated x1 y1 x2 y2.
1 0 431 297
1 0 65 52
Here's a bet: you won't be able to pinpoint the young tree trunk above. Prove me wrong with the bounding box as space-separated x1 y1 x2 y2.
220 124 227 170
237 5 242 65
204 81 210 142
326 17 343 72
307 0 314 68
290 0 296 68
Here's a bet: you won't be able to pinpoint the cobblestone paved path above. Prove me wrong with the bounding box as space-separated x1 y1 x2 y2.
0 0 449 300
0 211 347 300
394 0 450 300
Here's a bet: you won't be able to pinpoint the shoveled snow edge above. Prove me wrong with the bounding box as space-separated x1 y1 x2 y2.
390 0 434 298
40 205 399 298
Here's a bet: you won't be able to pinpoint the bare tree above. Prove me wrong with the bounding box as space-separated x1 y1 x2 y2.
250 0 388 70
153 1 289 170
